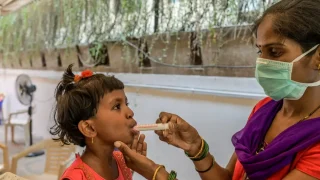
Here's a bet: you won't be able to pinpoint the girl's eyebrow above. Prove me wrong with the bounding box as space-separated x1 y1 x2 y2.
108 97 123 104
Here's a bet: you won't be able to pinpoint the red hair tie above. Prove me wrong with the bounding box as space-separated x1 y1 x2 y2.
74 69 93 83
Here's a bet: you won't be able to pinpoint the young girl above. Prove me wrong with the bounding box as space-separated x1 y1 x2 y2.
50 64 146 180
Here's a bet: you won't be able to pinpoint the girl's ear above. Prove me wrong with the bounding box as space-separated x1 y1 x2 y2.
78 120 97 138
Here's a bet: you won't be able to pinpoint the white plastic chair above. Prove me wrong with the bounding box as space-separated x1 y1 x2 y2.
11 139 75 180
0 143 9 173
4 107 34 148
0 172 27 180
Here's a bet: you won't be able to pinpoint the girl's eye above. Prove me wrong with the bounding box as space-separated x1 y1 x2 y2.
113 104 121 110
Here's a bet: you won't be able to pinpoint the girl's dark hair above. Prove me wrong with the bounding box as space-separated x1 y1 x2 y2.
252 0 320 53
50 64 124 147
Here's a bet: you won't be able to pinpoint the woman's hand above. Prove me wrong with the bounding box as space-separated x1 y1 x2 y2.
155 112 202 156
129 133 147 156
128 133 147 175
115 141 168 179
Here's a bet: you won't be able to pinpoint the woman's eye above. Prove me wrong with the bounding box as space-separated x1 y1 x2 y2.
269 48 283 57
257 49 262 55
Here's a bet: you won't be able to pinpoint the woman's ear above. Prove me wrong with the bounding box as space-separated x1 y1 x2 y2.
312 47 320 70
78 120 97 138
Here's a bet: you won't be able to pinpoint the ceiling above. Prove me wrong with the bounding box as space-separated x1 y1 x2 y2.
0 0 33 16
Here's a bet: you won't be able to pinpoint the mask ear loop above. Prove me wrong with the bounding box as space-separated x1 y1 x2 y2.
290 44 320 84
292 44 320 63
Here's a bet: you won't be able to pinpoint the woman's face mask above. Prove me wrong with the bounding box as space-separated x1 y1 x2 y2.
255 44 320 101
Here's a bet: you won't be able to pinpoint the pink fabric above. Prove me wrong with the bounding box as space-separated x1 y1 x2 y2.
61 151 132 180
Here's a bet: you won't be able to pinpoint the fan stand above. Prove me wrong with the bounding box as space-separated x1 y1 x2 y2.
26 94 45 157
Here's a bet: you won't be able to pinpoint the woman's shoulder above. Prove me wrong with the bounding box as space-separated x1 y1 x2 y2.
296 142 320 161
254 97 272 111
292 142 320 179
248 97 272 119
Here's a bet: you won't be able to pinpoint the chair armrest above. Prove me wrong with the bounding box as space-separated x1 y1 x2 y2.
11 139 49 174
6 106 35 124
6 110 27 124
58 155 75 179
0 143 9 172
8 106 36 116
9 110 28 116
0 172 28 180
0 143 6 149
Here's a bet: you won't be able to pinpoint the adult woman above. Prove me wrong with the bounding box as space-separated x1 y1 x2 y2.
115 0 320 179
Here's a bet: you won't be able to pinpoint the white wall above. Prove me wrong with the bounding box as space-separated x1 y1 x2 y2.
0 69 265 180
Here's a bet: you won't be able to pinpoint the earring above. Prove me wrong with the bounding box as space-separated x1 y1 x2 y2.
91 137 94 144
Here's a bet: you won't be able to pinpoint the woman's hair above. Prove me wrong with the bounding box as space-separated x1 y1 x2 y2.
252 0 320 53
50 64 124 147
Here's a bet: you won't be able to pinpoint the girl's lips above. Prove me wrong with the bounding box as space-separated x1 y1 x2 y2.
130 128 139 135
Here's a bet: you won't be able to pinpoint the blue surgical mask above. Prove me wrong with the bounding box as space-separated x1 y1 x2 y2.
255 44 320 101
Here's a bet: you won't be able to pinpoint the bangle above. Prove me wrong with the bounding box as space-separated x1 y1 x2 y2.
195 155 215 173
189 138 204 159
168 170 177 180
192 140 209 161
185 139 209 161
152 165 165 180
184 138 204 159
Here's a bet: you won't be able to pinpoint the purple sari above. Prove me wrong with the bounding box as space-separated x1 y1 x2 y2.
232 100 320 179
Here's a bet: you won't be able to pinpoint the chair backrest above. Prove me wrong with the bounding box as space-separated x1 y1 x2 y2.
44 140 75 175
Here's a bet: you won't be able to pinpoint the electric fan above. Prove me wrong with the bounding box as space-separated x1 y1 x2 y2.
15 74 44 157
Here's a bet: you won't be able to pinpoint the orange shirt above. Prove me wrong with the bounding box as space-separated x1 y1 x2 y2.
232 98 320 179
61 151 132 180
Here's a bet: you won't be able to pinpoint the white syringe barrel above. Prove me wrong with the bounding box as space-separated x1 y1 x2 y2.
134 123 169 131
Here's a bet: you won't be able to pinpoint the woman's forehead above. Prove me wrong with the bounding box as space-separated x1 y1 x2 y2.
256 16 283 47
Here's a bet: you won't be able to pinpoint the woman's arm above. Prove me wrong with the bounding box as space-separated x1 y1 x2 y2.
192 152 237 180
148 152 237 180
283 142 320 180
155 112 238 180
187 139 237 180
283 170 318 180
115 141 174 180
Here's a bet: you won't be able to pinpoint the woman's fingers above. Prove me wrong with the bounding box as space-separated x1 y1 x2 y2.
114 141 133 162
158 135 170 143
136 134 145 154
155 118 165 137
159 112 172 123
130 133 140 153
142 142 147 156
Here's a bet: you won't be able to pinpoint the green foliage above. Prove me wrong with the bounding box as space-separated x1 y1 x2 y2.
0 0 278 55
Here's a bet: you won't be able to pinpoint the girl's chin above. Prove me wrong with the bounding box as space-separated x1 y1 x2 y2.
114 131 138 145
123 133 136 144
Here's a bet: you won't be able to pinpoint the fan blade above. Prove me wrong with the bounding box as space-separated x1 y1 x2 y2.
16 74 34 105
